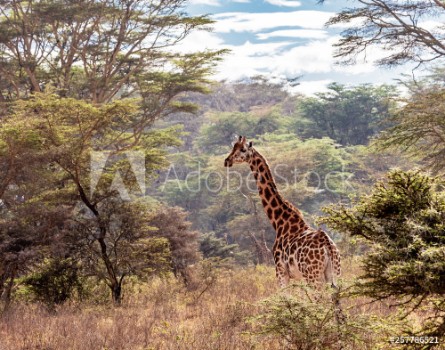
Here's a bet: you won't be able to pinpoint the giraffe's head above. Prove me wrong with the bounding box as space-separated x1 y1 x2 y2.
224 136 253 167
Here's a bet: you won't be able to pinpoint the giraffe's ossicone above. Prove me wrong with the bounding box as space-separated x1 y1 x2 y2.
224 136 341 288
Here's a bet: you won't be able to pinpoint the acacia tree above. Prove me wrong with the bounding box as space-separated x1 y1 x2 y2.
327 1 445 174
0 199 71 309
0 0 222 305
0 93 186 305
320 170 445 341
378 87 445 173
299 83 396 145
376 67 445 174
328 0 445 67
0 0 220 103
0 111 70 308
73 198 172 303
226 191 273 265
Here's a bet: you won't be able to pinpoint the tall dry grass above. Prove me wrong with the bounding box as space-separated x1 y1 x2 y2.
0 266 277 350
0 259 424 350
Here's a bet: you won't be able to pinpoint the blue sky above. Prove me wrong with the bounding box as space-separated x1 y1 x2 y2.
179 0 418 95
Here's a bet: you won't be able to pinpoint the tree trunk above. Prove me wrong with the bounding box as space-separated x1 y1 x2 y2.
243 192 273 265
75 180 124 305
249 231 273 265
259 229 273 265
1 269 16 312
111 281 122 306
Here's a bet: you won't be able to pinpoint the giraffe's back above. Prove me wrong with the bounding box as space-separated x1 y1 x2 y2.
278 228 341 284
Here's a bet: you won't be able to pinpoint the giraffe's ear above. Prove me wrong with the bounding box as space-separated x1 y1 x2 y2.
248 141 253 148
241 136 246 144
238 135 243 142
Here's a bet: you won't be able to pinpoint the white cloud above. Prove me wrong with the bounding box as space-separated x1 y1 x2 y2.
419 20 445 32
233 40 293 55
170 9 403 92
292 80 333 96
264 38 338 76
213 34 387 82
257 29 328 40
172 27 388 87
211 39 332 81
264 0 302 7
213 41 294 80
172 31 226 53
212 10 334 33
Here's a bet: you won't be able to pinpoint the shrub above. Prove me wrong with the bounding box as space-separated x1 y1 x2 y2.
251 284 405 350
320 169 445 344
22 258 84 309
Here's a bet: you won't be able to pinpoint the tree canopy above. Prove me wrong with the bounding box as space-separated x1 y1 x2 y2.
0 0 222 305
0 0 222 104
328 0 445 67
299 83 395 145
378 73 445 173
320 169 445 339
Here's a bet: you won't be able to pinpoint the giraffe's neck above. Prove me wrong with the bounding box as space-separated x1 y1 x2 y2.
248 149 307 232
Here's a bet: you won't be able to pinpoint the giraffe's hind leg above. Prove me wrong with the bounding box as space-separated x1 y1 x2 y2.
323 247 338 288
324 259 337 288
275 262 290 288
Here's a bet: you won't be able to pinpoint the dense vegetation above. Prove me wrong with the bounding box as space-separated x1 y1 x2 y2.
0 0 222 305
154 81 412 257
2 0 445 348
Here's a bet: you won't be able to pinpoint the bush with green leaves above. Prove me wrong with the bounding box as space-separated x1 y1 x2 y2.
22 258 84 309
149 206 201 282
251 284 403 350
320 169 445 342
199 232 252 266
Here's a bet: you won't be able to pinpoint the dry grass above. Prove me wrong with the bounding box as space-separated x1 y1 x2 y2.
0 266 278 350
0 260 428 350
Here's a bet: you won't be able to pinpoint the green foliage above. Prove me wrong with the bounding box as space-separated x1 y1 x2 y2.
254 135 356 216
200 232 238 260
0 0 222 103
199 232 252 265
157 89 406 257
11 93 181 163
321 170 445 296
378 86 445 173
320 169 445 341
75 199 173 278
0 0 219 307
196 110 285 153
252 284 403 350
0 93 185 304
149 206 201 281
22 258 84 308
300 83 395 145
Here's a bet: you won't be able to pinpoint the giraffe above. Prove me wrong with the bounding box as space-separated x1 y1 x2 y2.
224 136 341 288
